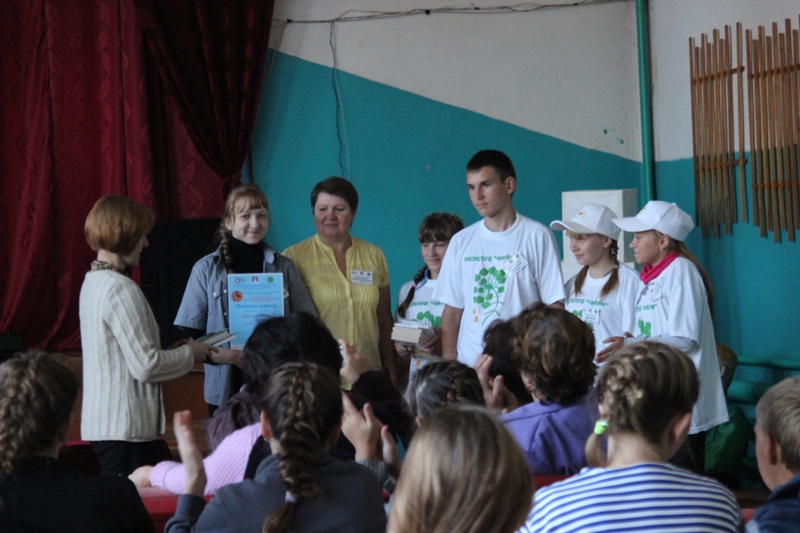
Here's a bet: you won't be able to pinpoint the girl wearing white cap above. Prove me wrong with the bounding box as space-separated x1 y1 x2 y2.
607 200 728 473
550 204 640 364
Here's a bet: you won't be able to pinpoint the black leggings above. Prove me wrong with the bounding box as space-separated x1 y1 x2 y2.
90 440 166 477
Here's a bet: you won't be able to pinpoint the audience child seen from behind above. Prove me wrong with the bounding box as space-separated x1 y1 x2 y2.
0 351 153 532
165 363 386 533
607 200 728 473
388 404 533 533
522 341 743 533
175 184 317 414
480 319 531 407
284 177 398 384
435 149 565 367
80 195 219 476
407 360 485 425
342 359 486 495
395 213 464 391
132 312 412 496
746 376 800 532
499 303 598 475
549 204 639 363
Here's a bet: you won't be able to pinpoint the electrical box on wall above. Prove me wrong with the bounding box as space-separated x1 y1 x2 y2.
558 189 639 281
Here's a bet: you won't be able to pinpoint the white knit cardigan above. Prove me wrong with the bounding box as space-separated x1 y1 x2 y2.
79 270 194 442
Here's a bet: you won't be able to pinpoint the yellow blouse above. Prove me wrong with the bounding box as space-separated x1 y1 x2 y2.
283 234 389 367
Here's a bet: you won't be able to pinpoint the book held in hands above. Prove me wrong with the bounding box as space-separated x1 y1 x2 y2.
391 319 435 348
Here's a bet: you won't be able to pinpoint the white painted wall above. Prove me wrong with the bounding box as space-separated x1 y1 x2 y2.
269 0 642 161
650 0 800 161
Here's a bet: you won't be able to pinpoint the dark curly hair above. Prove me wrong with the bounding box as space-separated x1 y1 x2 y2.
510 303 595 404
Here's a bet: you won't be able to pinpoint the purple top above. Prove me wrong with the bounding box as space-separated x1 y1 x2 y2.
500 392 598 475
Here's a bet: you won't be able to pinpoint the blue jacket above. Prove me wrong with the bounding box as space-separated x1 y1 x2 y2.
747 473 800 533
174 244 317 406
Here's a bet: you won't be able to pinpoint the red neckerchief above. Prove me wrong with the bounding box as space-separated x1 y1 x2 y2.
640 251 679 285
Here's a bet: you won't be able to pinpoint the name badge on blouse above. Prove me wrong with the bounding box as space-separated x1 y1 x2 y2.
500 254 527 276
582 308 599 329
649 281 662 301
350 270 373 285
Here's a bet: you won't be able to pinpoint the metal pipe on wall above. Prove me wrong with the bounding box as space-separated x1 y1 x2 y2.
636 0 655 203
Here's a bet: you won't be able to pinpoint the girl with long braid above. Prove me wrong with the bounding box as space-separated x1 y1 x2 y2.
395 213 464 389
521 341 743 533
0 352 153 531
175 184 317 414
165 363 386 533
549 204 639 364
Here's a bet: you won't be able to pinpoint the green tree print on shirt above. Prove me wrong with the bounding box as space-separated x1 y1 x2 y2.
416 310 441 328
474 266 506 325
638 318 652 337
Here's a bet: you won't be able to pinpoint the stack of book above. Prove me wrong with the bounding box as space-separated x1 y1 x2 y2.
391 320 435 347
196 329 237 347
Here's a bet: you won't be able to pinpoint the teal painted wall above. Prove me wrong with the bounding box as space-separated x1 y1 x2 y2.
655 158 800 361
251 52 639 307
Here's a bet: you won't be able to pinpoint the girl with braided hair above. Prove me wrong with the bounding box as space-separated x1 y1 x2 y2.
175 184 317 414
165 363 386 533
521 341 743 533
549 204 639 364
395 213 464 390
0 351 153 532
406 359 483 424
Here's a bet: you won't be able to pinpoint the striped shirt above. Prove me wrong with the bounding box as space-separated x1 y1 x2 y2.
521 463 743 533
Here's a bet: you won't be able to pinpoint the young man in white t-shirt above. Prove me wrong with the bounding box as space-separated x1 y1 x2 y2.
434 150 565 366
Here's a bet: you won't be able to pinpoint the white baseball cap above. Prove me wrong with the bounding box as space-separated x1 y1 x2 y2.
550 204 620 240
612 200 694 241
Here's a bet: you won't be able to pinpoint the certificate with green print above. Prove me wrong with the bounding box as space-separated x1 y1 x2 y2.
227 273 284 348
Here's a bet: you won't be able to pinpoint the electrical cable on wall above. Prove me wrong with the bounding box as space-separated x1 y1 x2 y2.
271 0 617 181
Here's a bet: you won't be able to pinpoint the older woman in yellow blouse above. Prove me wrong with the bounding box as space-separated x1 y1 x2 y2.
283 177 398 384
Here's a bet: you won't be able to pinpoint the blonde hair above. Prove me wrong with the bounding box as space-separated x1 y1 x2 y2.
218 184 270 273
389 404 533 533
586 341 698 467
566 230 620 299
0 351 79 477
655 231 715 317
756 376 800 470
84 195 154 255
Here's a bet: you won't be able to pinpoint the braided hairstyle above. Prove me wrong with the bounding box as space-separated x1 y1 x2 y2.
567 230 621 299
259 363 342 533
396 213 464 319
0 351 79 477
218 184 270 273
407 360 483 421
586 341 699 467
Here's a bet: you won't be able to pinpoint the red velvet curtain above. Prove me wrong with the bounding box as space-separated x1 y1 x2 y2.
0 0 225 350
135 0 275 188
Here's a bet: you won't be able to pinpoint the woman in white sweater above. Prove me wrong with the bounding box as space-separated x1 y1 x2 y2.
79 195 218 476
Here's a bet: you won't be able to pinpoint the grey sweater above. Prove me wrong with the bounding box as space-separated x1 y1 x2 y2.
166 452 387 532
